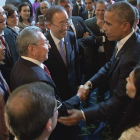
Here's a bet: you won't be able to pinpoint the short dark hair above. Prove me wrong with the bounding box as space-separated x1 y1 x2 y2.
106 1 136 28
55 0 72 5
3 4 18 17
95 0 107 9
44 5 66 23
5 82 55 140
18 2 33 22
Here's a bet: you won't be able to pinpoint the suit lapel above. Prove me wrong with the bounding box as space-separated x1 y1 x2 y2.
46 32 67 68
108 32 137 76
71 18 79 37
4 29 19 64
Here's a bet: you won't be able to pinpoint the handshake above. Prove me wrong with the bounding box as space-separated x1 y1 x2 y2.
76 81 92 101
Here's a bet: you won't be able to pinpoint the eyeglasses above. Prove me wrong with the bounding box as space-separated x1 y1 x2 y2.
0 11 8 16
54 100 62 112
40 6 48 10
8 15 20 18
51 20 71 29
34 40 50 46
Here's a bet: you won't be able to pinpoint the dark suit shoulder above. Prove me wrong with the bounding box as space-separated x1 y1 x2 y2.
85 17 96 24
72 16 85 22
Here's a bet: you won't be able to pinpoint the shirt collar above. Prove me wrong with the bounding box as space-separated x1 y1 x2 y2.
50 30 64 46
0 31 4 36
21 56 44 69
88 9 94 14
116 29 134 52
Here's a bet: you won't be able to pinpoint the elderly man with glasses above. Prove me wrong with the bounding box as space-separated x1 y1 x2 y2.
10 25 88 140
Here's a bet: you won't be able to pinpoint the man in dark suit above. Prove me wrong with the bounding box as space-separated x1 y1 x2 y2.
58 2 140 133
10 26 87 140
56 0 96 83
0 6 19 86
81 0 95 20
85 0 116 101
72 0 85 16
44 5 80 102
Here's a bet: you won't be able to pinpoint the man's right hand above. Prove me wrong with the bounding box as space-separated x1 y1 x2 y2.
77 81 92 101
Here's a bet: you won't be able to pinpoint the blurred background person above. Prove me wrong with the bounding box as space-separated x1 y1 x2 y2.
5 82 58 140
32 0 42 21
3 4 20 35
18 2 34 31
133 7 140 34
0 40 10 140
0 5 19 86
72 0 85 16
113 66 140 139
36 1 50 22
81 0 95 20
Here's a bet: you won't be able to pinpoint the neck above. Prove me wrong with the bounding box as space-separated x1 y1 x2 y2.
22 19 30 25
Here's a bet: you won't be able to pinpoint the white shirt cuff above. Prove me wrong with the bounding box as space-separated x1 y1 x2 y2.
81 110 86 120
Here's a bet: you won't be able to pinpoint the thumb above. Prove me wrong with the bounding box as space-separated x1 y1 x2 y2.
67 109 74 115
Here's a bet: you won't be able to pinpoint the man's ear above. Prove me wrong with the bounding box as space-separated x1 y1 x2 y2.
28 44 36 56
47 22 52 30
45 119 52 132
122 22 131 32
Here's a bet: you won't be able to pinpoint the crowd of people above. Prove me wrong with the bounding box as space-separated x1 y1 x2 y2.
0 0 140 140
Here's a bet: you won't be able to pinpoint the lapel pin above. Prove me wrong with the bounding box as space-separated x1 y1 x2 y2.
117 57 119 59
77 24 78 25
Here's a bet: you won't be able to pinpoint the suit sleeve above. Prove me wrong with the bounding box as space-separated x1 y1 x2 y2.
83 56 140 123
78 18 96 48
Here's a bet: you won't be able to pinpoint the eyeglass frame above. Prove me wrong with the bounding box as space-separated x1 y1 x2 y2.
54 100 62 112
33 40 50 46
40 6 49 10
51 20 71 29
7 14 20 18
0 11 8 17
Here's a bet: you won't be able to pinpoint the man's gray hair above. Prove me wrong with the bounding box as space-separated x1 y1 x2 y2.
95 0 108 9
40 1 51 8
106 1 136 27
16 26 42 56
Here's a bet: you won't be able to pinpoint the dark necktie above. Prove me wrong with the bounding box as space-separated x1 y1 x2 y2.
0 36 9 57
43 64 51 78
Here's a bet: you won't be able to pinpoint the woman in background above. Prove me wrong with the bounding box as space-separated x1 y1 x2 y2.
32 0 42 21
113 65 140 139
3 4 20 36
18 2 35 31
